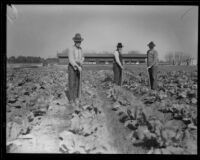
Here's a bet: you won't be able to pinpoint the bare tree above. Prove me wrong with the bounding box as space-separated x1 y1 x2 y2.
190 57 195 65
174 51 183 65
174 51 193 66
184 54 192 66
165 52 174 65
165 51 193 66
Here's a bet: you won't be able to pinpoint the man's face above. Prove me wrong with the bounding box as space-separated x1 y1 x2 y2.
149 45 154 49
75 41 81 48
118 48 123 53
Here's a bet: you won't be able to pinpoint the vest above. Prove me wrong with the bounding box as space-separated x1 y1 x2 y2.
114 50 123 65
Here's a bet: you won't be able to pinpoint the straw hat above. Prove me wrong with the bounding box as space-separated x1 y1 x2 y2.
147 41 156 47
72 33 84 42
117 43 123 48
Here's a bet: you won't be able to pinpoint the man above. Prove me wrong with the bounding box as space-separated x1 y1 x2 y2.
113 43 124 85
68 33 84 106
147 41 158 90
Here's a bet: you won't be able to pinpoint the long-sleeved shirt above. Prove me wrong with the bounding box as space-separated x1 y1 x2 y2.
113 50 123 67
68 45 84 67
147 49 158 67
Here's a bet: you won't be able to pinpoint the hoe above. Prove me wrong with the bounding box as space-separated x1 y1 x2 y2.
78 69 82 101
147 67 151 89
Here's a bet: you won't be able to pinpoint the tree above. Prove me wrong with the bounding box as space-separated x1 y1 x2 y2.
8 56 16 63
128 50 141 54
175 52 193 66
166 51 193 66
165 52 174 65
174 51 183 65
159 60 165 63
7 56 44 63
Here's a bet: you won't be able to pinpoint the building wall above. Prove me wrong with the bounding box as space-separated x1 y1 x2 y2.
58 57 146 65
123 58 146 64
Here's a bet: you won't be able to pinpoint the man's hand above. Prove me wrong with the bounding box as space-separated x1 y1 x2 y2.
77 66 82 72
73 65 78 70
121 66 124 70
147 66 151 70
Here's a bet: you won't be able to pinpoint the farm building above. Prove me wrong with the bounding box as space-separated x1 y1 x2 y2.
57 52 147 65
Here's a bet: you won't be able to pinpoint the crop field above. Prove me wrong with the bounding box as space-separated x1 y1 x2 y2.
6 63 197 154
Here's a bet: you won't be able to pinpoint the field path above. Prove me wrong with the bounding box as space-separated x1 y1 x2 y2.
96 85 146 154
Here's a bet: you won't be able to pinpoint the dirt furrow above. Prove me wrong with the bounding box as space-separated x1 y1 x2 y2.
97 88 146 154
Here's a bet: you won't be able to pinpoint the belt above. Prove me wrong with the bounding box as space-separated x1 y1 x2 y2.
69 62 81 66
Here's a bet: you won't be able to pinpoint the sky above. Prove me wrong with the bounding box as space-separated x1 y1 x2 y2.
7 5 198 60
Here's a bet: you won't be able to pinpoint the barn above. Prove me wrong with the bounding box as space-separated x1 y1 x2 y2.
57 52 147 65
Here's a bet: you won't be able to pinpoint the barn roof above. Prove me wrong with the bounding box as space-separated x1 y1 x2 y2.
57 52 147 58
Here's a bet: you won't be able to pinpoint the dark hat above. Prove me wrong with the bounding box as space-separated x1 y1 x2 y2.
147 41 156 47
72 33 84 42
117 43 123 48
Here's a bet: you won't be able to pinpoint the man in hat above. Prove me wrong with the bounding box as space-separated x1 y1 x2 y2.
68 33 84 106
147 41 158 90
113 43 124 85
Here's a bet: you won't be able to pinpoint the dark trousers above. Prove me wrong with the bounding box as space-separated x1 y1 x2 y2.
68 63 80 102
148 65 158 90
113 63 122 85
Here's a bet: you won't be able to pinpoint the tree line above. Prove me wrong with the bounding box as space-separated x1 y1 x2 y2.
7 56 58 64
164 51 194 66
7 56 44 63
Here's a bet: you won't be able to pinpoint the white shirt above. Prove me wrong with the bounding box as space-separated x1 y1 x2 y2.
68 45 84 67
113 50 122 66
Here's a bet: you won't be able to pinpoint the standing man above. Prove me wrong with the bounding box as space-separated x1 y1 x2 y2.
147 41 158 90
113 43 124 85
68 33 84 106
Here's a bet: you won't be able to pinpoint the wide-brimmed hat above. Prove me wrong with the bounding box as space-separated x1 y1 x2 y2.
72 33 84 42
147 41 156 47
117 43 123 48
